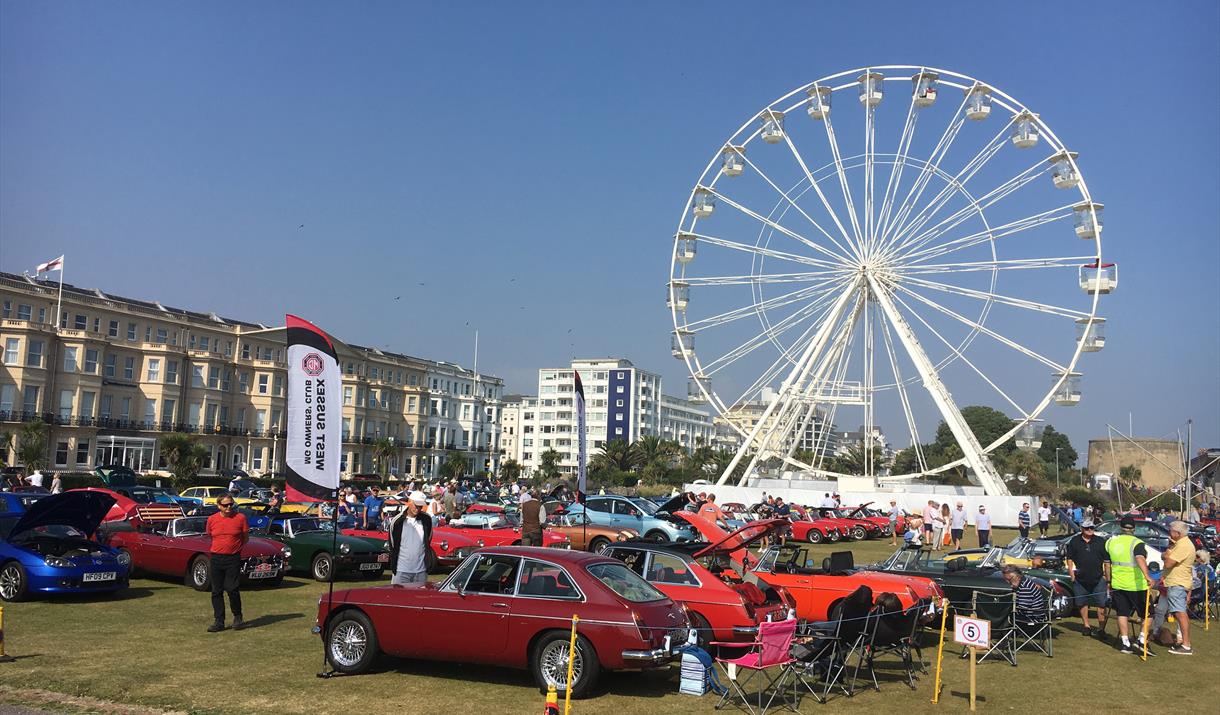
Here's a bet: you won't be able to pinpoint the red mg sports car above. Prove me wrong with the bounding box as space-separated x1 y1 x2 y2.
602 519 795 647
103 512 291 590
443 512 571 549
315 547 687 698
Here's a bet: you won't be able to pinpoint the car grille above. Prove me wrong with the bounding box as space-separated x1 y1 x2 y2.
241 554 284 573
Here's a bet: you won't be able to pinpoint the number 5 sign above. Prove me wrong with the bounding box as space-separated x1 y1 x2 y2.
954 615 990 648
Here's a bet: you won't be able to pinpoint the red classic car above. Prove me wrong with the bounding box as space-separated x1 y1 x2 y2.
751 543 942 622
814 507 884 540
316 546 688 697
341 524 480 572
104 514 291 589
444 512 571 549
603 519 794 647
784 507 847 544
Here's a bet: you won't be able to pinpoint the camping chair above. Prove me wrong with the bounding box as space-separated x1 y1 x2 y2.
712 617 797 714
858 600 928 691
1014 584 1055 657
786 585 877 703
966 589 1017 666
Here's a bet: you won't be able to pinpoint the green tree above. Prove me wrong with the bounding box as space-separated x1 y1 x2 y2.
438 450 468 482
827 439 888 475
635 436 680 470
0 429 12 466
1117 464 1142 486
791 448 819 466
371 437 397 478
499 458 523 482
16 421 49 472
891 445 925 475
933 405 1016 458
591 439 640 473
1036 425 1078 470
538 448 562 482
158 432 209 491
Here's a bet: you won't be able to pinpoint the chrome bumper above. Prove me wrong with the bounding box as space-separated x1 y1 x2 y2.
621 647 673 664
732 625 759 636
311 625 321 634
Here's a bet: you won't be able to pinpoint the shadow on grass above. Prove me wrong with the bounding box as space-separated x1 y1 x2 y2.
371 657 676 699
132 572 313 591
47 586 165 603
238 613 304 629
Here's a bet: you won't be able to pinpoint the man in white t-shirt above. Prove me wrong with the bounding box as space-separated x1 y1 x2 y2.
26 470 45 489
389 491 432 585
950 502 968 549
1037 501 1052 537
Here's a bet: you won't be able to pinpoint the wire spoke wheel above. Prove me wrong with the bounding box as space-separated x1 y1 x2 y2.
328 621 368 668
669 66 1113 494
540 639 583 690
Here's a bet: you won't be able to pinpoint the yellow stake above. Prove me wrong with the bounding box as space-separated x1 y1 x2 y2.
564 614 579 715
931 598 949 704
1140 587 1151 661
1206 577 1210 632
0 605 12 662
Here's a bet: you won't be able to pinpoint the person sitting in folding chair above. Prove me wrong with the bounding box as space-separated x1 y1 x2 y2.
1002 565 1054 657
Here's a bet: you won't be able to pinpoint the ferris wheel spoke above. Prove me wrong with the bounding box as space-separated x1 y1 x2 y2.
877 308 928 473
863 104 878 258
874 83 923 254
736 148 859 262
900 274 1091 319
880 116 1016 255
809 296 864 471
697 195 852 267
690 231 843 270
892 282 1067 372
887 159 1048 261
684 280 841 332
820 114 866 252
898 256 1091 277
878 91 971 244
901 204 1076 265
682 270 845 287
887 288 1030 419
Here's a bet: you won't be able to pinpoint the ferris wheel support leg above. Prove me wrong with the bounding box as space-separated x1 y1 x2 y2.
715 283 860 486
866 275 1010 497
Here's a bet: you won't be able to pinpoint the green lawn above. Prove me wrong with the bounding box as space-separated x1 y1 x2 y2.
2 528 1216 714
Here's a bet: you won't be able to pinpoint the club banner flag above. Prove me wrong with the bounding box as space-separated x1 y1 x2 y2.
36 255 64 273
285 314 341 502
575 370 587 502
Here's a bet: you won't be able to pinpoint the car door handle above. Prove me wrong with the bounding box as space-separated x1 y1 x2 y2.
490 602 510 609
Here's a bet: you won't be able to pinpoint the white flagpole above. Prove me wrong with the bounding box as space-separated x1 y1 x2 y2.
55 258 64 331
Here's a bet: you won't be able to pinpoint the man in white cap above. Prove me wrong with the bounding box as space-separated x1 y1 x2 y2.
388 490 432 585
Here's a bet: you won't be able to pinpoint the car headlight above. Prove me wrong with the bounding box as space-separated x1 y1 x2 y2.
382 541 391 552
116 551 132 567
282 546 293 559
45 556 73 568
439 540 449 552
339 543 351 555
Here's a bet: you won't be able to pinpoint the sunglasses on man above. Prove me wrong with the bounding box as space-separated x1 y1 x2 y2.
219 501 236 509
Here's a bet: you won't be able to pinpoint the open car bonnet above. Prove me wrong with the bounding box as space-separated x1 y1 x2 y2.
654 494 689 515
7 491 116 539
693 518 789 560
94 464 139 487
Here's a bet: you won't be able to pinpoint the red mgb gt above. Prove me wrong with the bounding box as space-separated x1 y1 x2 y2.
602 519 794 647
316 547 687 698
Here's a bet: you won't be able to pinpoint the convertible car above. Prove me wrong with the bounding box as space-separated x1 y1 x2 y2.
315 546 688 698
0 491 132 601
104 511 290 589
546 511 637 552
445 512 571 549
812 508 883 541
784 508 846 544
261 516 390 581
948 537 1070 572
867 547 1072 617
177 486 260 507
751 543 942 622
341 523 480 573
603 519 794 646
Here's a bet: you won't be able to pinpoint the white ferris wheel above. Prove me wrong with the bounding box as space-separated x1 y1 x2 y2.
667 66 1115 496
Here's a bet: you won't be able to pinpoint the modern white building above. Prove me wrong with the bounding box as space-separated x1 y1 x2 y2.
422 361 504 478
660 393 715 452
498 394 528 466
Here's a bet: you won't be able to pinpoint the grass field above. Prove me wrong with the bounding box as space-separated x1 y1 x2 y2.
2 528 1216 714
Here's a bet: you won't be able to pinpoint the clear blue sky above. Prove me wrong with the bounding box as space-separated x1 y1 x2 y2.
2 1 1217 459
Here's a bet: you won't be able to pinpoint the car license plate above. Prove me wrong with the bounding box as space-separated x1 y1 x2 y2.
249 569 279 579
83 572 116 582
359 562 381 571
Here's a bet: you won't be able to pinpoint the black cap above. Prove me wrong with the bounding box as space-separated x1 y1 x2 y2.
1119 517 1136 529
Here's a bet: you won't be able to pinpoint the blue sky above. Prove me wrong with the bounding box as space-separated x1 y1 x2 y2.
2 1 1217 460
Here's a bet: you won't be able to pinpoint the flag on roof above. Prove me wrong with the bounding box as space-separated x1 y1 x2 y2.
36 255 64 273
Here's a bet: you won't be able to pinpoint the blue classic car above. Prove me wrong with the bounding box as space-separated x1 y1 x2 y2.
567 495 698 542
0 491 132 601
0 491 46 514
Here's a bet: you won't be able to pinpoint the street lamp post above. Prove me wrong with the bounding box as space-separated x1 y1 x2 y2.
1055 447 1062 490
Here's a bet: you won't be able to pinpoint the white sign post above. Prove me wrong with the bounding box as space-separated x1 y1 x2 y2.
953 616 990 711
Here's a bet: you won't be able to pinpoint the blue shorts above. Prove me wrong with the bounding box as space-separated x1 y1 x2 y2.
1071 579 1108 608
1165 585 1189 613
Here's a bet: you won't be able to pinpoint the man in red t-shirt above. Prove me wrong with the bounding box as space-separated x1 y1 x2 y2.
698 494 729 528
205 496 249 632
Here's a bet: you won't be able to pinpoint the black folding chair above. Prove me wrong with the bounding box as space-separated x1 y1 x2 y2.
859 600 927 691
1014 584 1055 657
966 589 1017 666
786 587 874 703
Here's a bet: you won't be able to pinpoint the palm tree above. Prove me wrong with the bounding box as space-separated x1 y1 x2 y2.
159 432 209 491
0 429 12 466
16 421 48 472
371 437 398 479
500 459 523 482
438 450 468 482
827 439 888 476
635 435 680 469
592 439 640 472
538 449 562 482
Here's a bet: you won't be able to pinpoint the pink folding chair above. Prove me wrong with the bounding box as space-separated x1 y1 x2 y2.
712 617 798 714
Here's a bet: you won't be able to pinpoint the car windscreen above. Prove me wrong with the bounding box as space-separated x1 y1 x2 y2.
289 518 333 533
124 487 168 504
629 498 658 515
173 517 209 536
587 562 666 602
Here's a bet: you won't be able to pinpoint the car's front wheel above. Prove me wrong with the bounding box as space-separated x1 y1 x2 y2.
644 531 668 542
0 562 29 602
326 609 379 674
311 553 334 582
806 529 823 544
850 526 868 541
187 555 211 591
587 537 610 553
531 631 600 699
828 530 841 542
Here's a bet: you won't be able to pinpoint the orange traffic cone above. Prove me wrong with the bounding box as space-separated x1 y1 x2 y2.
543 683 559 715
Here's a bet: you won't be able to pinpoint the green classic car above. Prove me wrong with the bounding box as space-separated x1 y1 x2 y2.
261 516 389 581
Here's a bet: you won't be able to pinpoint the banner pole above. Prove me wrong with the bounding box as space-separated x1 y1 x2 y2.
1206 577 1210 631
1140 587 1151 662
317 491 340 677
931 598 948 704
564 614 579 715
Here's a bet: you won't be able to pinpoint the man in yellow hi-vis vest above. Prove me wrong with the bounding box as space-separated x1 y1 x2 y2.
1104 517 1154 654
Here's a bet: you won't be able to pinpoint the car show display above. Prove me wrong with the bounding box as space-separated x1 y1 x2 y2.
261 516 390 581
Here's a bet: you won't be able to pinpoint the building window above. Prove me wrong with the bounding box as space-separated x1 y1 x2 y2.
191 365 204 388
258 374 268 394
166 360 178 384
55 440 70 467
147 358 161 382
108 320 119 337
615 427 624 436
208 366 220 389
271 408 282 430
156 328 168 343
74 314 87 330
26 340 43 367
59 390 73 420
343 386 353 406
272 374 284 396
79 391 95 419
188 403 201 426
23 386 39 414
104 354 116 378
0 385 13 413
119 397 131 422
123 357 135 380
127 322 137 341
62 346 78 373
3 338 17 365
75 439 90 466
256 409 267 432
99 395 111 419
241 342 251 360
144 399 156 425
84 348 99 374
163 399 176 423
252 447 264 471
17 304 33 321
238 372 250 392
